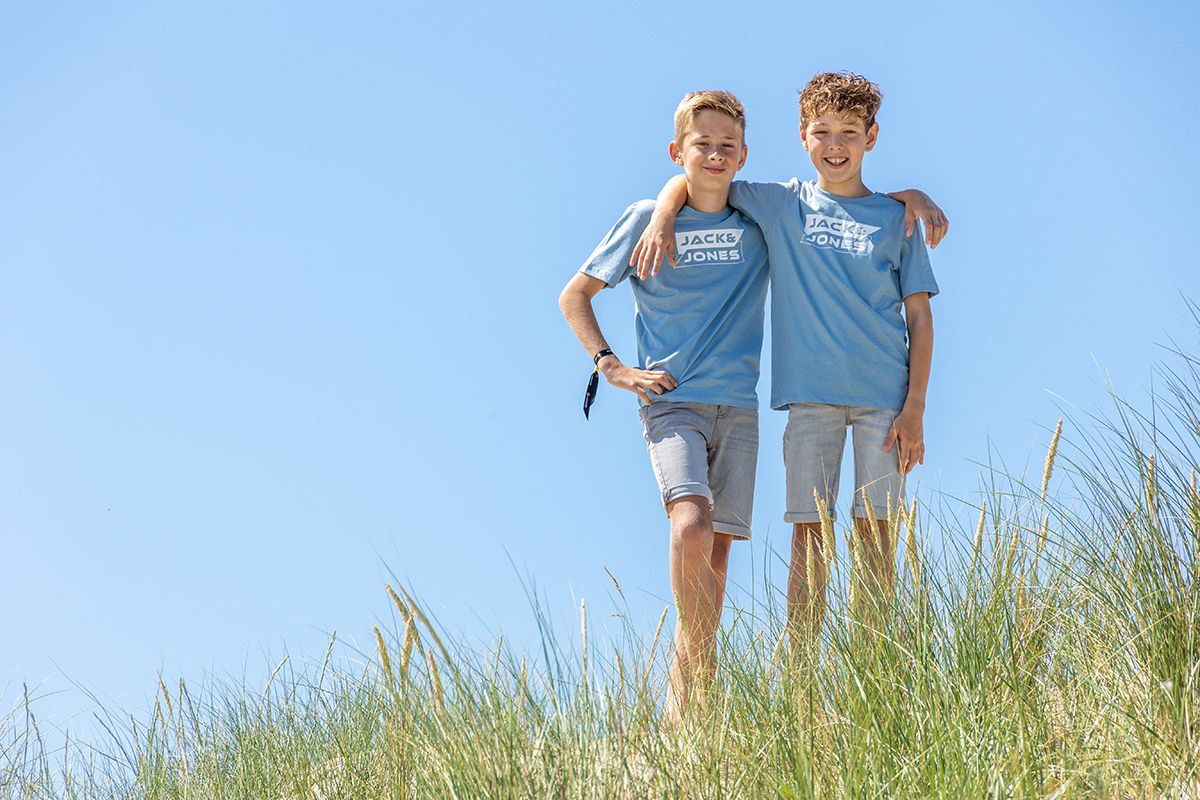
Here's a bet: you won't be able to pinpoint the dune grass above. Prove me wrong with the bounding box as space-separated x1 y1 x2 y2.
4 339 1200 798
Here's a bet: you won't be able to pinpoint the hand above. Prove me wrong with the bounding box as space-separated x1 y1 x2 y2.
892 190 949 249
883 405 925 475
600 358 676 404
629 212 677 279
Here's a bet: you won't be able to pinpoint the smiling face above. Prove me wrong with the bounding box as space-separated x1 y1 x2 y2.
669 109 747 200
800 111 877 197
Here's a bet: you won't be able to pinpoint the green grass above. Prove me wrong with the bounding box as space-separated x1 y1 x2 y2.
5 338 1200 799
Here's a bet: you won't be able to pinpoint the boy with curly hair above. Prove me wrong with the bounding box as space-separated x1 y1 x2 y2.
635 72 942 640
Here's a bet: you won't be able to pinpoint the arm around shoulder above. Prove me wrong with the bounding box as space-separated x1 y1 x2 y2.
630 176 688 279
884 189 950 248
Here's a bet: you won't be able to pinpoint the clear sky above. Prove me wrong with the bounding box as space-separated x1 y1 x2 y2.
3 0 1199 739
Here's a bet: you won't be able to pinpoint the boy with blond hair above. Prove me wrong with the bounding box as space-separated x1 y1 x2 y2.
560 90 767 723
635 72 942 639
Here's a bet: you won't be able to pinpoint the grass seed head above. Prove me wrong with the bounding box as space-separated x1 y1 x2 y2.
814 488 836 568
971 499 987 576
386 584 411 625
158 676 174 719
860 485 879 529
400 619 416 678
428 651 445 714
887 491 901 553
1042 418 1063 501
905 501 921 590
805 531 817 603
1005 526 1020 577
374 626 393 687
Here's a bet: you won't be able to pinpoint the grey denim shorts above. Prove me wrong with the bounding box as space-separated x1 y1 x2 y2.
783 403 904 524
639 401 758 540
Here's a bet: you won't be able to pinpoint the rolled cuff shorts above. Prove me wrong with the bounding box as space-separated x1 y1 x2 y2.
783 403 904 524
639 402 758 540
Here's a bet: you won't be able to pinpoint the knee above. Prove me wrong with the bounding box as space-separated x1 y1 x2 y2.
668 497 712 548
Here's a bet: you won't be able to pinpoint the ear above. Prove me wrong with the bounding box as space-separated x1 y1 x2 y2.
736 144 748 170
668 140 684 166
865 122 879 152
799 124 810 151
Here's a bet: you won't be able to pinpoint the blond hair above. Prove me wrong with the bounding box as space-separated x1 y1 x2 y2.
798 72 882 130
673 90 745 144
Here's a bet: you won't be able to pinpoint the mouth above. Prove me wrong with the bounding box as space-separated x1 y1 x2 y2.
823 157 849 168
703 166 726 175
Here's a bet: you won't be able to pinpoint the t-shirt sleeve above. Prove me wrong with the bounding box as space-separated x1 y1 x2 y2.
728 180 793 229
579 200 655 287
898 224 940 300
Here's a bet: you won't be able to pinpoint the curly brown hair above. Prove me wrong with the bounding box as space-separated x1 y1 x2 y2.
798 72 882 130
673 90 746 144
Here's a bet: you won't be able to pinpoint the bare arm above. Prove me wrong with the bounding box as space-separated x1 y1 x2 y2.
883 190 950 248
558 273 677 404
884 292 933 473
629 175 688 279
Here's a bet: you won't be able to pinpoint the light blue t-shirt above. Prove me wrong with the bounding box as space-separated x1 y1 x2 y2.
729 179 940 411
580 199 768 409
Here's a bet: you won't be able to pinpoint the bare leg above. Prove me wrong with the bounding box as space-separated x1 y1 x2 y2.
662 497 723 727
787 522 828 650
852 516 895 618
705 532 734 680
709 533 733 619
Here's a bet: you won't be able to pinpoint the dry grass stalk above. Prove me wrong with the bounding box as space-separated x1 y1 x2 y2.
814 488 835 569
805 529 818 607
519 655 528 708
159 676 174 720
860 485 879 534
400 619 417 679
374 626 394 688
971 500 987 577
386 584 410 625
887 491 902 568
1145 452 1158 516
264 655 289 696
1005 526 1020 578
399 585 454 668
847 519 861 612
904 494 921 591
643 605 670 697
1042 418 1063 501
428 651 446 715
769 627 788 672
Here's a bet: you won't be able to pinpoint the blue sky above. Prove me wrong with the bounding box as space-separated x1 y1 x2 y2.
3 1 1198 738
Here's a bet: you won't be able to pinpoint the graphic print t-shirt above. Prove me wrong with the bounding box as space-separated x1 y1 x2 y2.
729 179 940 410
580 200 768 409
